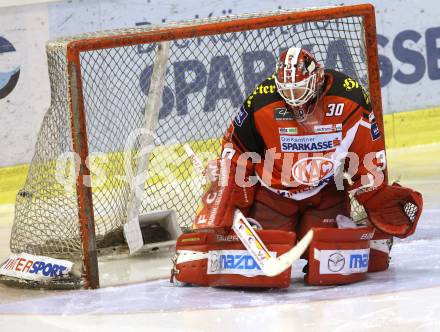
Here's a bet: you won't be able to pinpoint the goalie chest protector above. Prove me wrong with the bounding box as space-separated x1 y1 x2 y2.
173 230 296 288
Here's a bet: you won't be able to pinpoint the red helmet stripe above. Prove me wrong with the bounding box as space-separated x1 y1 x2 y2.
284 47 301 84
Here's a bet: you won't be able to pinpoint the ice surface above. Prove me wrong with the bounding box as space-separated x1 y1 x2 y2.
1 206 440 315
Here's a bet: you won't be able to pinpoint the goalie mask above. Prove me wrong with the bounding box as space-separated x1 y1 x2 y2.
274 47 325 121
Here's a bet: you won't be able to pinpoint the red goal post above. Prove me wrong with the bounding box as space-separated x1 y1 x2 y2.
7 4 383 289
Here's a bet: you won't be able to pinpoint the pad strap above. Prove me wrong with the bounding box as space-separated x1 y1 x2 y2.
368 230 393 272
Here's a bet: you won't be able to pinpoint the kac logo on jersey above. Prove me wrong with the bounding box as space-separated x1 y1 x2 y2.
0 36 20 100
292 157 335 186
234 105 248 127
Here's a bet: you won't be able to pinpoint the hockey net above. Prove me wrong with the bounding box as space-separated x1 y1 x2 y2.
5 4 382 288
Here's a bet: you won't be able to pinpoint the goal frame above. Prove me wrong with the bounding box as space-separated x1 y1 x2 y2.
64 3 382 289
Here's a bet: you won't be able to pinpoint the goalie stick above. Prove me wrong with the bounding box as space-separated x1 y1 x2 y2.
183 143 314 277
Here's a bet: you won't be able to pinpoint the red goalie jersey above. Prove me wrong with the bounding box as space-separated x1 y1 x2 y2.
223 69 386 200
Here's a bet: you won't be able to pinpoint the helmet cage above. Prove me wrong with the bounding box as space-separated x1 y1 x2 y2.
274 73 318 107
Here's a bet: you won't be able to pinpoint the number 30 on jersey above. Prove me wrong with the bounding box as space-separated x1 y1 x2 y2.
326 103 344 116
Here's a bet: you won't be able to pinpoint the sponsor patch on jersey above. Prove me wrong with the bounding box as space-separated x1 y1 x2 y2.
255 84 277 95
246 80 277 107
371 122 381 140
279 127 298 135
317 249 370 275
292 157 335 186
206 250 275 277
314 123 342 133
274 107 295 121
234 105 248 127
280 132 342 152
343 78 359 91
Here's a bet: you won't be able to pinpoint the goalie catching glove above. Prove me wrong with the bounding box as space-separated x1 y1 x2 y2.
355 182 423 238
